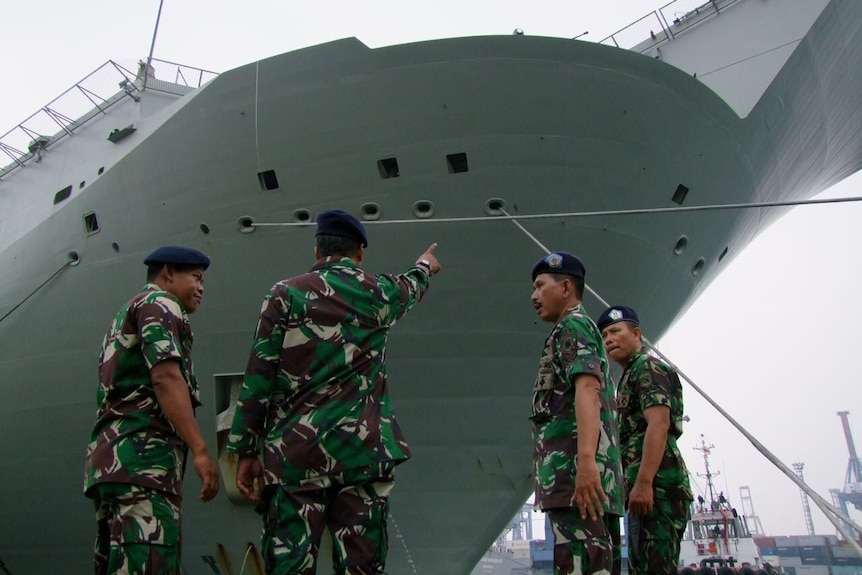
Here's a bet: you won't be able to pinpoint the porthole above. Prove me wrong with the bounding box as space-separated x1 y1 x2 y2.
413 200 434 219
360 203 381 221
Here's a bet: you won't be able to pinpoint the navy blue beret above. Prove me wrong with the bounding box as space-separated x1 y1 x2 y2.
144 246 211 270
531 252 586 281
596 305 640 332
316 209 368 247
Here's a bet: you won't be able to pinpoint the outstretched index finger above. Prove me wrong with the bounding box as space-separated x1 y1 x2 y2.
426 243 437 254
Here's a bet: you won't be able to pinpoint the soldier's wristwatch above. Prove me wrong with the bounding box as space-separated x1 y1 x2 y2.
417 259 432 273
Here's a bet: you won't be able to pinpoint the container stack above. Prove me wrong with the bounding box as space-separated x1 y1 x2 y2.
761 535 862 575
830 544 862 575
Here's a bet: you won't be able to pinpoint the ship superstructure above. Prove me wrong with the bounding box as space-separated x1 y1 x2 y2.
680 437 761 569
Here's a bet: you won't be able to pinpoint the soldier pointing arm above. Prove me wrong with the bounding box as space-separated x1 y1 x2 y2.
227 209 439 574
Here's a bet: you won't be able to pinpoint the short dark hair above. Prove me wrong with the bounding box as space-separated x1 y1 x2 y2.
316 234 360 258
147 264 163 282
146 263 203 282
550 273 584 299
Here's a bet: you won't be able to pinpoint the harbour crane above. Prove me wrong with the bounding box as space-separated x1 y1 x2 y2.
832 411 862 540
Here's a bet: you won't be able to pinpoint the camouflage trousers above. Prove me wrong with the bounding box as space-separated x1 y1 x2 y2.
92 483 182 575
547 509 622 575
261 463 395 575
626 498 690 575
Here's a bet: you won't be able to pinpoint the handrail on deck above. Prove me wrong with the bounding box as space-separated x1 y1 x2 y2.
598 0 744 54
0 58 218 180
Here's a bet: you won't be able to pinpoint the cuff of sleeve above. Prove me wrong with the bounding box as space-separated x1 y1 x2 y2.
225 438 260 459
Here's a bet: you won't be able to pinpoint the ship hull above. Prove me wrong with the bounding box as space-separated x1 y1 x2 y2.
2 2 862 572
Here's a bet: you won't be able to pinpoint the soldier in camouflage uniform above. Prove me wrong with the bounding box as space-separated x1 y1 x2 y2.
84 246 220 575
598 305 693 575
530 252 625 575
227 209 441 575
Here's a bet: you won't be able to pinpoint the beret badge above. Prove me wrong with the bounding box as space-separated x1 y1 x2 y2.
546 254 563 268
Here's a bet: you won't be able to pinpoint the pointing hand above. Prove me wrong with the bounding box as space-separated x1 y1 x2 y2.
415 243 441 275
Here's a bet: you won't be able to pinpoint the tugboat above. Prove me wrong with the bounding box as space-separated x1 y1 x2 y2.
679 436 762 571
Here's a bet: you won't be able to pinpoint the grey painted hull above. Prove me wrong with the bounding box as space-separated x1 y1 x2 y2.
1 2 861 573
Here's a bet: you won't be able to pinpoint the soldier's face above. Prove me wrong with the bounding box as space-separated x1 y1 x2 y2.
165 267 205 314
601 322 641 364
531 274 570 323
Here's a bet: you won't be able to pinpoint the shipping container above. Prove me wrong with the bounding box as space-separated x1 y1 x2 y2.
800 546 829 558
833 556 862 567
778 546 802 558
831 565 862 575
790 564 829 575
834 547 862 559
800 555 829 566
797 536 829 547
759 547 778 556
782 556 803 567
775 536 802 547
755 536 777 548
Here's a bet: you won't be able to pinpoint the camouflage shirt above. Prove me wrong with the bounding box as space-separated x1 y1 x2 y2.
84 284 200 497
226 257 430 488
616 348 692 501
531 304 624 515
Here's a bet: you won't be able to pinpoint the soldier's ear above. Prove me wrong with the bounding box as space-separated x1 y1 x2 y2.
160 264 174 283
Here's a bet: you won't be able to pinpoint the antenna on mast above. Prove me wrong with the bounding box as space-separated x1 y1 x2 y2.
694 434 720 509
142 0 166 93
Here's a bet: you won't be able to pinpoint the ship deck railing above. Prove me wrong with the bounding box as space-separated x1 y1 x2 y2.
600 0 745 53
0 58 218 180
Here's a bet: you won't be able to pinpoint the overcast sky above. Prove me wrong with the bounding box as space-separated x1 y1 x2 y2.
3 0 860 541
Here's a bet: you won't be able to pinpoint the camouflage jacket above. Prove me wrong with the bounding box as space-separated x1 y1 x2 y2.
84 284 200 497
616 348 692 501
531 304 624 515
226 257 430 488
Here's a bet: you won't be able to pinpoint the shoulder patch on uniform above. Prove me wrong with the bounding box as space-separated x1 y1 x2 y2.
560 330 578 362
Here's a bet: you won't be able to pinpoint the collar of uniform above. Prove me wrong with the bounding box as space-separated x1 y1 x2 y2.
552 303 585 327
312 256 358 272
563 303 584 317
139 283 187 313
623 347 646 368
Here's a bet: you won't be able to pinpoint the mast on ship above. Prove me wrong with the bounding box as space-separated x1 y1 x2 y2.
682 436 760 570
695 435 721 511
695 433 721 511
142 0 165 93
